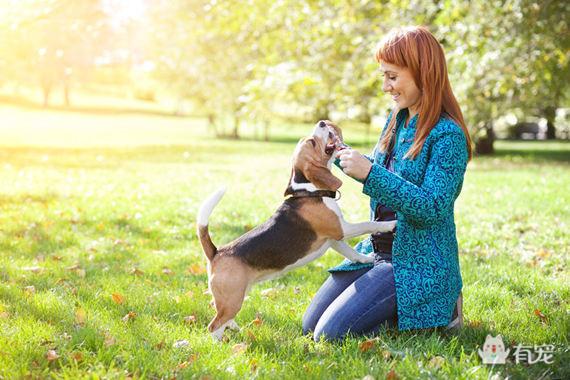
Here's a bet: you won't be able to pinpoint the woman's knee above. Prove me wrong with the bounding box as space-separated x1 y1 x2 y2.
301 310 317 335
312 317 347 342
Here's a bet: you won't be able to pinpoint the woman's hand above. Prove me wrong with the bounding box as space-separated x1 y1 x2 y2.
337 149 372 181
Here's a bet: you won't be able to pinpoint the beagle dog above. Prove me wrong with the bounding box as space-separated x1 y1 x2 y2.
197 120 396 340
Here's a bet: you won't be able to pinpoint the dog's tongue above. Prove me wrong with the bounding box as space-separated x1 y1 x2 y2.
325 143 335 155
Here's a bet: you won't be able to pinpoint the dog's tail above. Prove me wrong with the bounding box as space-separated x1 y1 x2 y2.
197 187 226 261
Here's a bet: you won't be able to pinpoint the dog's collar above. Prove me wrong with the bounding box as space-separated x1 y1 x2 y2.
287 190 340 200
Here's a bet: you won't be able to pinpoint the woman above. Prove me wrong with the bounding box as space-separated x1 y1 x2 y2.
302 26 472 341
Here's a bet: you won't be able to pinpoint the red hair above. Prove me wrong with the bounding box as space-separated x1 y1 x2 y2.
375 26 472 160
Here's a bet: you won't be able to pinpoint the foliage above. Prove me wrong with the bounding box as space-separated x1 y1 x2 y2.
0 0 568 143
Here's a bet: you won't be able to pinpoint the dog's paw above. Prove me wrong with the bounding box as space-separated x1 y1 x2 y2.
372 220 397 232
354 254 374 264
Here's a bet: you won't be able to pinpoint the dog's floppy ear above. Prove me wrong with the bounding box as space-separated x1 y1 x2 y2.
303 161 342 191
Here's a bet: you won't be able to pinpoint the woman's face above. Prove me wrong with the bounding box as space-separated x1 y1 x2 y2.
380 62 421 114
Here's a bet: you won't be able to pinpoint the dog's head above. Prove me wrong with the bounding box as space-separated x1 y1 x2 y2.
284 121 343 196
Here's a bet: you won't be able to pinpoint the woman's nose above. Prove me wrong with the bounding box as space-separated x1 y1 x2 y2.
382 80 392 93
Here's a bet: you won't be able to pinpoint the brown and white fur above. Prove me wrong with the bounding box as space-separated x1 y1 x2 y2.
197 121 396 340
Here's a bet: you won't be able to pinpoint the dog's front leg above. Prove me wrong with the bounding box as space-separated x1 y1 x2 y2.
341 220 396 239
330 240 374 263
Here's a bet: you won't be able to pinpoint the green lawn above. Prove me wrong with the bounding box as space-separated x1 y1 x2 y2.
0 105 568 379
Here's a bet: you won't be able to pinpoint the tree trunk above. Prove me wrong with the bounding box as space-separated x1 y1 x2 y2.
232 114 240 139
42 84 51 107
543 106 556 140
475 122 495 155
263 120 270 142
63 84 70 107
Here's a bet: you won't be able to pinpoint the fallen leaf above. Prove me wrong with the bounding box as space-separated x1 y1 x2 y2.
0 311 10 319
130 268 144 276
534 309 548 324
381 350 392 360
184 315 197 324
386 369 399 380
75 308 86 325
122 311 137 322
188 265 206 275
112 293 125 305
252 314 263 326
70 351 84 362
185 290 194 298
51 255 63 261
173 340 190 348
429 356 445 369
23 266 43 273
177 361 190 370
246 330 257 341
468 320 482 328
162 268 174 276
359 339 376 352
536 249 550 259
249 358 258 373
66 264 80 271
104 333 116 347
232 343 247 355
46 350 59 362
155 340 165 350
24 286 36 295
188 353 198 364
260 288 277 298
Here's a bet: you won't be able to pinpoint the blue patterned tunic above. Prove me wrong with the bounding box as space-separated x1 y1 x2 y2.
329 109 469 330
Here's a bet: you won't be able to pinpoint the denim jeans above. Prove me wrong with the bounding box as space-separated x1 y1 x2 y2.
302 255 397 341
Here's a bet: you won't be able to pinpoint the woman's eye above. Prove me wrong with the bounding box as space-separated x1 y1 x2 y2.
389 76 396 81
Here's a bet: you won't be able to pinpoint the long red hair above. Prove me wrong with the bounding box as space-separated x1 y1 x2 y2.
375 26 472 160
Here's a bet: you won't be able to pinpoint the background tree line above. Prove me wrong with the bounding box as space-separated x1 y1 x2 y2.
0 0 568 153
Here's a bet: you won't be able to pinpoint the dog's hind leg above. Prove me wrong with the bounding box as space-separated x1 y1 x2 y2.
208 272 248 341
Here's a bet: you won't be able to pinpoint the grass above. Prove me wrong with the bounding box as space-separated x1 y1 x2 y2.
0 104 568 379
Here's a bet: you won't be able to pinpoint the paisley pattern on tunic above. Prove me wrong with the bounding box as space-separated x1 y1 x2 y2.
329 110 468 330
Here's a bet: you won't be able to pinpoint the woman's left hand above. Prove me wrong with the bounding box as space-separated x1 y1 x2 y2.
337 149 372 181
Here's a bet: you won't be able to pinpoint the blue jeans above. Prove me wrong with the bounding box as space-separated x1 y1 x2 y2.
302 257 397 341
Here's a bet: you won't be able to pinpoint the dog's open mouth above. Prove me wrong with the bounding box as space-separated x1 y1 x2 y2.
325 131 337 155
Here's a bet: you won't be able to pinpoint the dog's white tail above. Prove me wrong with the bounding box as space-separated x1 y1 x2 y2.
197 187 226 261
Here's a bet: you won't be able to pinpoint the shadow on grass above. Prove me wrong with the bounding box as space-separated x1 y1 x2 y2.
0 94 194 118
493 148 570 164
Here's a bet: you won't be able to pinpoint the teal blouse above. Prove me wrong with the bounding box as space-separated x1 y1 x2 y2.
329 109 469 330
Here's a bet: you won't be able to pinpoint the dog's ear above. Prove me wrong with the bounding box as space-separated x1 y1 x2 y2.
303 162 342 191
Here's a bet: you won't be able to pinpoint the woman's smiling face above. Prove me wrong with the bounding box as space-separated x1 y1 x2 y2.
380 62 421 115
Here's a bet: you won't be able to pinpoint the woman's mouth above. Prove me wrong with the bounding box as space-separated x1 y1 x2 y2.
392 94 400 101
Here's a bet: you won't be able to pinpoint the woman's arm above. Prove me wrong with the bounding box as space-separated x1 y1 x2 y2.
362 130 468 227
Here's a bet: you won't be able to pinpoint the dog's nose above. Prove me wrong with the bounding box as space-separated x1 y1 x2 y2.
318 120 326 128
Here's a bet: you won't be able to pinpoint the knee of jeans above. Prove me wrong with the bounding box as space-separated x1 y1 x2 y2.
313 319 345 342
302 311 317 335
